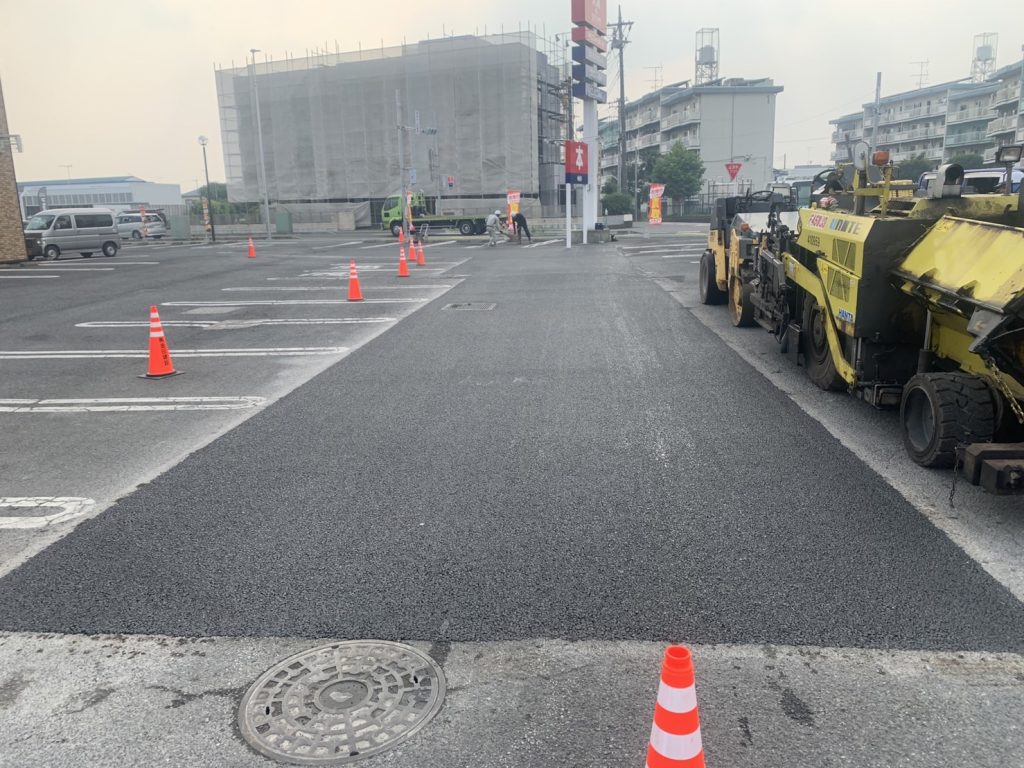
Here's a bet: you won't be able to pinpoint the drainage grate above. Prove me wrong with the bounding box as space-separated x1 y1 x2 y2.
238 640 446 765
442 302 496 311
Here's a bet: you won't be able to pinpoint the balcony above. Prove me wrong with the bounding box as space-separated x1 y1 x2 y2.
986 115 1018 137
983 147 997 163
944 130 989 147
877 126 943 143
946 106 991 124
878 102 947 124
661 110 700 130
992 84 1021 108
831 129 863 143
661 135 699 153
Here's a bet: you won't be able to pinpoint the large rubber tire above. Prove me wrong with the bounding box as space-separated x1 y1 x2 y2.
729 277 755 327
390 222 403 237
698 251 726 305
44 244 60 261
801 297 845 391
131 230 142 240
102 241 118 257
458 220 476 236
900 372 995 468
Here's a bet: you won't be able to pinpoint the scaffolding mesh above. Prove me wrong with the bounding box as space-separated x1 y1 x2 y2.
216 32 569 214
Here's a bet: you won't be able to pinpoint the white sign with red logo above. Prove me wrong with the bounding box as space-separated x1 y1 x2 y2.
725 162 743 181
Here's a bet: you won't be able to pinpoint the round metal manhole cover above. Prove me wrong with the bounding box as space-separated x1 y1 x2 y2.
238 640 446 765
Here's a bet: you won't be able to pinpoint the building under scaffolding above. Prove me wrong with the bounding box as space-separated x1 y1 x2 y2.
215 32 570 220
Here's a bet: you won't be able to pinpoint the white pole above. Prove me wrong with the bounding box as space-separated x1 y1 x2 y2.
565 183 572 248
250 49 272 241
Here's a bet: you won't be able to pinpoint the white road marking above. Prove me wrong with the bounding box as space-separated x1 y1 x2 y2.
0 275 59 279
527 239 561 248
311 241 364 250
0 347 349 359
359 242 401 249
14 267 115 271
163 299 427 306
0 396 267 413
423 240 457 248
623 247 703 255
76 318 396 329
28 261 159 266
0 497 94 529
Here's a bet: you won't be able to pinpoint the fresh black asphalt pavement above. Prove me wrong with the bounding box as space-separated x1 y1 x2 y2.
2 243 1023 652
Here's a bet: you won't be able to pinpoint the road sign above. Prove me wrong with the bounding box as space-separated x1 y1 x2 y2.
725 162 743 181
565 140 588 184
447 175 454 188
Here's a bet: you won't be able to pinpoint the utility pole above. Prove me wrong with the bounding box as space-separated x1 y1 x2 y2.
609 6 633 195
871 72 882 155
249 48 272 241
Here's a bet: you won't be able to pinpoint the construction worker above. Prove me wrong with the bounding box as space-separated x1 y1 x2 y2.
486 209 502 247
511 210 531 243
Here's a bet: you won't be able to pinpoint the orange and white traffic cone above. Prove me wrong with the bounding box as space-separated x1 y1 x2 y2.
247 237 256 258
647 646 705 768
416 240 426 266
398 245 410 277
142 305 180 379
348 260 364 301
398 228 405 244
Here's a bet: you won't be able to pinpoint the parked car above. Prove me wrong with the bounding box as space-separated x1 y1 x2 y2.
917 167 1022 193
115 212 167 240
23 208 120 261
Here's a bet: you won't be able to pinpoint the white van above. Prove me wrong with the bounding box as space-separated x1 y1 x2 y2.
115 212 167 240
23 208 120 261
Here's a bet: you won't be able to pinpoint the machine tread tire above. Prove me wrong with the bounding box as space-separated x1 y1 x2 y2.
698 251 726 305
730 277 755 327
900 372 995 468
802 297 845 391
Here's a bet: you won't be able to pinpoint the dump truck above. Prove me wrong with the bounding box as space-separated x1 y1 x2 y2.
380 192 488 237
700 146 1024 493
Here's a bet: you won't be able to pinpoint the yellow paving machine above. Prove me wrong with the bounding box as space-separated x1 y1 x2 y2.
700 145 1024 492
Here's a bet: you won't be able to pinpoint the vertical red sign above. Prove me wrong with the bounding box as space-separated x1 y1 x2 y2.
725 162 743 181
565 140 589 184
571 0 608 33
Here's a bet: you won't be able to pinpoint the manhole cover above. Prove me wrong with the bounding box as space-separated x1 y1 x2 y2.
238 640 446 765
442 302 496 310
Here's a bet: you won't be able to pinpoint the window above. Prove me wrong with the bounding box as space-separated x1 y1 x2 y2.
25 214 55 231
54 215 72 230
74 214 113 228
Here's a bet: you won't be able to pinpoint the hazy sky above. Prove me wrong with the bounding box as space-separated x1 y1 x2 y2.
2 0 1019 191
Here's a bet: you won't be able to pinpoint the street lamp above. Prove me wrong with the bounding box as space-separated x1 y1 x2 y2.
198 135 216 243
249 48 272 241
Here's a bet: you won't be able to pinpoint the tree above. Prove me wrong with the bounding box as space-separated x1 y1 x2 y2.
601 192 633 215
946 152 985 169
198 182 228 201
601 177 618 196
893 153 935 181
650 143 705 199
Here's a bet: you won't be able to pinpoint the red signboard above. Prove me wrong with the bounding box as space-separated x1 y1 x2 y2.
725 162 743 181
571 25 608 52
565 140 588 184
571 0 607 34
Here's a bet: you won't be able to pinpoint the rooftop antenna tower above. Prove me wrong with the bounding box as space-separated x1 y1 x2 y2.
695 28 719 85
911 60 929 89
970 33 998 82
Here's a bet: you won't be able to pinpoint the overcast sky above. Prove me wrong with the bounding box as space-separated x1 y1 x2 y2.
2 0 1019 191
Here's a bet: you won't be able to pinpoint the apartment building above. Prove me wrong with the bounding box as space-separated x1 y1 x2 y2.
829 58 1024 168
600 77 783 193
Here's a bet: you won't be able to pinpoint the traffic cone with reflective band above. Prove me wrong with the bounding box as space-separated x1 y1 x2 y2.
142 306 180 379
398 245 410 277
647 646 704 768
247 237 256 258
416 240 426 266
348 260 364 301
398 228 405 244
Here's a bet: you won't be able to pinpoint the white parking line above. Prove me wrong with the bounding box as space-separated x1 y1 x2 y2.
14 267 115 271
527 239 561 248
223 286 417 292
27 261 159 266
0 396 267 413
0 497 94 530
359 242 401 249
76 318 396 328
0 275 59 279
0 347 350 359
163 299 427 306
311 241 364 250
423 240 457 248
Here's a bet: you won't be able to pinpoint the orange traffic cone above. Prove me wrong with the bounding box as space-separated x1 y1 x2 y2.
247 237 256 258
647 646 705 768
416 240 426 266
141 305 180 379
398 245 410 277
398 228 405 244
348 260 364 301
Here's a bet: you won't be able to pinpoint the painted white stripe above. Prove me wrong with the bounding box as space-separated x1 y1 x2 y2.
29 261 159 266
0 396 267 413
423 239 457 248
360 242 401 249
0 497 94 529
163 299 426 306
311 241 364 250
76 318 396 329
0 275 59 279
0 347 349 359
624 248 703 256
657 681 697 713
14 267 115 271
465 244 486 249
649 722 703 762
528 239 560 248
